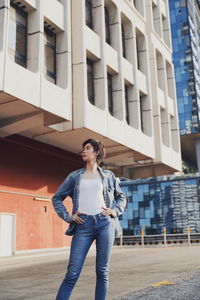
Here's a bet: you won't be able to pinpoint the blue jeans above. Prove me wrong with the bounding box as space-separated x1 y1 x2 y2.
55 213 115 300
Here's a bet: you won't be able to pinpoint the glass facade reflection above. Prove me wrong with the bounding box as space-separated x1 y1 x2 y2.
169 0 200 135
120 174 200 235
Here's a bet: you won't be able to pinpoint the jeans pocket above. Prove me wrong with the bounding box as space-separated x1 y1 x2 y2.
76 215 89 229
99 214 111 221
78 214 88 221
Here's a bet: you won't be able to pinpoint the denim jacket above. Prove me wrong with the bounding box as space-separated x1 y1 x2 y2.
52 166 127 237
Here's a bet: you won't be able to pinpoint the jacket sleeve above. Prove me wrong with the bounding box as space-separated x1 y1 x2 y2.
111 172 127 218
51 173 74 223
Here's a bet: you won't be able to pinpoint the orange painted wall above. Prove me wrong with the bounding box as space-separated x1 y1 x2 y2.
0 135 83 251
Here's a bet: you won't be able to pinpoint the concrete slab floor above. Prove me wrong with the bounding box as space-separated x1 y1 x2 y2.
0 245 200 300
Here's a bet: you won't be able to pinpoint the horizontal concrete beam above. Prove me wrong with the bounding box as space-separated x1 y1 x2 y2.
0 111 44 137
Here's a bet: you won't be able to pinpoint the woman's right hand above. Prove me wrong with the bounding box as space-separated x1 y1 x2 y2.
72 211 85 224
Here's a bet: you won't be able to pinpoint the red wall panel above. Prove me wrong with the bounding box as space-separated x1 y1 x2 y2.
0 135 83 251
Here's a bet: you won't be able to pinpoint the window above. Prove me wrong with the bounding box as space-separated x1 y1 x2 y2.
121 24 126 58
44 27 56 84
136 39 140 70
105 7 111 45
133 0 144 16
107 73 113 115
139 93 144 132
162 14 170 46
136 30 147 74
160 108 170 146
125 85 130 124
8 3 27 68
85 0 92 29
152 2 161 36
87 58 95 104
156 50 165 90
166 61 175 98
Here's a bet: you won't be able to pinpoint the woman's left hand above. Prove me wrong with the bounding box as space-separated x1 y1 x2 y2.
102 207 115 217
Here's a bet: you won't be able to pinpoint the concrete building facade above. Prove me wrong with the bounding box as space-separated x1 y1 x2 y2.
0 0 181 177
0 0 181 254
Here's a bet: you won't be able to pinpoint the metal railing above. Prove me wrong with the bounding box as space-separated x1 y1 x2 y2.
115 228 200 247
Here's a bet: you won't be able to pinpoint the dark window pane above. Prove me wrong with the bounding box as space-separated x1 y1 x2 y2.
105 7 111 44
45 29 56 44
140 94 144 132
136 39 140 70
45 46 55 73
122 24 126 58
85 0 93 29
16 24 26 56
107 73 113 115
125 85 130 124
8 5 27 68
87 58 95 104
44 27 56 84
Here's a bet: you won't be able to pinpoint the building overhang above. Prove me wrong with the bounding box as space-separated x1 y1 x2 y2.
0 91 66 138
0 91 179 179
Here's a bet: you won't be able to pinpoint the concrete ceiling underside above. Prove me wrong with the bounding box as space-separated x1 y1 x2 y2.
181 133 200 168
0 91 177 175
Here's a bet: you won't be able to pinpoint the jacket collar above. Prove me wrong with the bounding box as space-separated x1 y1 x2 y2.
97 166 105 178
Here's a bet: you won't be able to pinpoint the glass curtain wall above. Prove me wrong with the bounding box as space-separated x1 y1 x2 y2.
120 175 200 235
169 0 200 135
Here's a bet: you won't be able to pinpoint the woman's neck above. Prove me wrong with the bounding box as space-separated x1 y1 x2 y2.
85 162 98 173
82 162 100 179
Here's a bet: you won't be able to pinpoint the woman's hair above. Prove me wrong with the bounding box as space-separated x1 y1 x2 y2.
82 139 105 164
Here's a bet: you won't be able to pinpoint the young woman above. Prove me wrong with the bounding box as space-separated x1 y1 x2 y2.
52 138 127 300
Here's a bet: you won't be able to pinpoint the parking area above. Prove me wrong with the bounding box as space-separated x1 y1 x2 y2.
0 245 200 299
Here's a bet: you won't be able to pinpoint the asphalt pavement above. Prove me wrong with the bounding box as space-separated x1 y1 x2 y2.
113 271 200 300
0 245 200 300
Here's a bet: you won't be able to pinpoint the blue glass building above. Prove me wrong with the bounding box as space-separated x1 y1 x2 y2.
169 0 200 170
119 174 200 235
169 0 200 135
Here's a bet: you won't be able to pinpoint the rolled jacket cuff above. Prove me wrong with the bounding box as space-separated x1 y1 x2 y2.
111 209 118 218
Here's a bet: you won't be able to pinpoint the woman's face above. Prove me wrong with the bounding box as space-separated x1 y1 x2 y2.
81 143 98 163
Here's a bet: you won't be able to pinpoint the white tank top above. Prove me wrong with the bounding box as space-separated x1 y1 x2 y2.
78 178 106 215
